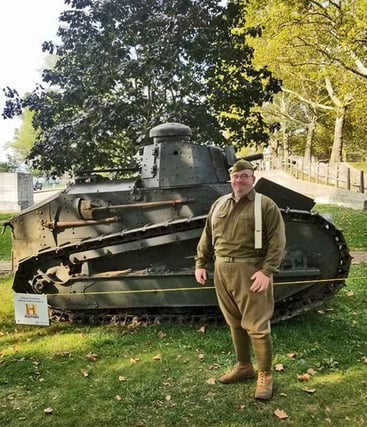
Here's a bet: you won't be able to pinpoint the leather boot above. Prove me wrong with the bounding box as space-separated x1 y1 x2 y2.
219 362 256 384
254 370 273 400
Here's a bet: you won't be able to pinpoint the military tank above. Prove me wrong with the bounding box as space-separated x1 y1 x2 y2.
5 122 351 323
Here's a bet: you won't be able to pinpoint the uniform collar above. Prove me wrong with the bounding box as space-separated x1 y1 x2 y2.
230 188 256 202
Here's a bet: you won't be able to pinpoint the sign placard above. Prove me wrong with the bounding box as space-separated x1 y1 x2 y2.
13 293 49 326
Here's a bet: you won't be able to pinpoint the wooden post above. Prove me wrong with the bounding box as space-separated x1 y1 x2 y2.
347 168 351 190
360 170 365 193
335 164 339 188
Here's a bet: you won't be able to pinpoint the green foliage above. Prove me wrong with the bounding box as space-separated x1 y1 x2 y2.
5 108 38 161
2 0 280 173
244 0 367 161
0 213 12 261
1 265 367 426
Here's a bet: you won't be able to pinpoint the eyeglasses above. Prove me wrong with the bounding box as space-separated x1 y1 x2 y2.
231 173 254 180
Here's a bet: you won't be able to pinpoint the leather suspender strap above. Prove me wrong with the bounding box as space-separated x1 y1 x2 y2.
254 192 262 249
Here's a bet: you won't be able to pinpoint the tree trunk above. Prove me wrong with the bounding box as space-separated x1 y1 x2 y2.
330 107 345 163
304 115 317 163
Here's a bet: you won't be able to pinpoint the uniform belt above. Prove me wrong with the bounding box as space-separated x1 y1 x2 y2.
215 256 264 263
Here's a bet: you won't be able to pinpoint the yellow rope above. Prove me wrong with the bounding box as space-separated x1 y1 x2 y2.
45 275 364 297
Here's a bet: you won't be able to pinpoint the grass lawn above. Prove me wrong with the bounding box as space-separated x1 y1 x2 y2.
1 205 367 426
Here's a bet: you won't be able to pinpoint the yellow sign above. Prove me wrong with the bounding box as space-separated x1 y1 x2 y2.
13 293 49 326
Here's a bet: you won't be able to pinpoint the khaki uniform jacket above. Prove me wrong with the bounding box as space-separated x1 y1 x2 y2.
195 189 286 276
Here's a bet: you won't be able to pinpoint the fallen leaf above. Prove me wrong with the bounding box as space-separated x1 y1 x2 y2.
297 373 310 381
307 368 317 376
287 352 297 359
115 395 122 401
198 353 205 361
302 388 316 394
208 363 220 370
86 352 98 362
346 290 354 296
275 363 284 371
274 408 288 420
165 395 171 401
153 354 162 361
118 376 127 382
197 326 206 333
206 377 216 385
238 404 246 410
44 407 53 414
158 331 166 339
130 357 140 364
81 369 89 377
361 356 367 364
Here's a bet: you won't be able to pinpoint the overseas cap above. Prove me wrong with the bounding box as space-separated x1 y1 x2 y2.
229 159 254 173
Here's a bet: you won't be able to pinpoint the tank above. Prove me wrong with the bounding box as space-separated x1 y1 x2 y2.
5 123 351 323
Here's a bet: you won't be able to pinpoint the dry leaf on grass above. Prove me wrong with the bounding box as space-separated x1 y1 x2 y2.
197 326 206 333
307 368 318 376
153 354 162 361
81 369 89 377
361 356 367 364
198 353 205 360
44 407 53 414
287 352 297 359
274 408 288 420
208 363 220 370
118 375 127 382
302 388 316 394
86 352 98 362
275 363 284 371
206 377 216 385
297 373 310 381
158 331 166 339
115 395 122 401
130 357 140 364
346 290 355 296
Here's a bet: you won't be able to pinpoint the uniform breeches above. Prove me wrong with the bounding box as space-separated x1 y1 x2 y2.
214 261 274 336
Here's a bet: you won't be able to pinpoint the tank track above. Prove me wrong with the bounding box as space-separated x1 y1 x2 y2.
14 210 351 325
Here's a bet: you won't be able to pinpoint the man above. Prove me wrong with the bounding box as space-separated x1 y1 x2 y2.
194 159 286 400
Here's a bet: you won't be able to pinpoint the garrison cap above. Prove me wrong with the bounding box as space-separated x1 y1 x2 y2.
229 159 254 173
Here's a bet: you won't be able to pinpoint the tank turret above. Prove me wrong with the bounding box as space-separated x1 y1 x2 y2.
6 123 351 323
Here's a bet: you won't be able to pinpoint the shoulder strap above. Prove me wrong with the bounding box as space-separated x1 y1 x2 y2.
254 193 262 249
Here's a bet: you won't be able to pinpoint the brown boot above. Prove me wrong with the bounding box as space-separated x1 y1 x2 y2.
219 362 255 384
254 371 273 400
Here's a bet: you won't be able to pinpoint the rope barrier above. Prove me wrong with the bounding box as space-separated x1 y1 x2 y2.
44 275 365 297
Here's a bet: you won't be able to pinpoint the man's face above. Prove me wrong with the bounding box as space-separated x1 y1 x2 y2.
230 169 256 197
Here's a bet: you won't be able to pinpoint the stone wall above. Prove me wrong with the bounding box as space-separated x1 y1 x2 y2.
0 172 34 211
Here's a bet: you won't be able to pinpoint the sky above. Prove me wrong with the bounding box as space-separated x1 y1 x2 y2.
0 0 67 161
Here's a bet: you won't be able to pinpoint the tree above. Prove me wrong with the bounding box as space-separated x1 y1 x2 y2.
2 0 281 174
243 0 367 162
6 108 38 160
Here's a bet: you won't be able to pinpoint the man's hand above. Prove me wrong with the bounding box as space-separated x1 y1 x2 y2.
195 268 207 285
250 270 271 292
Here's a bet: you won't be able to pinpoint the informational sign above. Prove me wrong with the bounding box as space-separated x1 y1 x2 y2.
13 293 49 326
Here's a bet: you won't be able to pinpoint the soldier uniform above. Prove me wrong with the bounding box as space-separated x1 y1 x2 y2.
195 159 286 400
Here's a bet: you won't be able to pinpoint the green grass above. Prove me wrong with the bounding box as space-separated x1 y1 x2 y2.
0 213 13 261
1 206 367 426
0 266 366 427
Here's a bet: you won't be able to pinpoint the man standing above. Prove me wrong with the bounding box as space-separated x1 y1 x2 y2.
195 159 286 400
